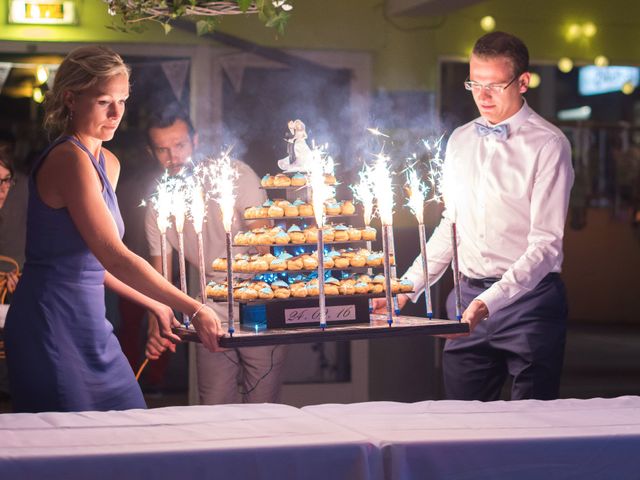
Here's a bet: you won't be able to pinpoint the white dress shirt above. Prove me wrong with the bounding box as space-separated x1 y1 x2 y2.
404 100 574 316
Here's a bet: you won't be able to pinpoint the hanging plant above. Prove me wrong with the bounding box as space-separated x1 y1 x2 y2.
104 0 293 35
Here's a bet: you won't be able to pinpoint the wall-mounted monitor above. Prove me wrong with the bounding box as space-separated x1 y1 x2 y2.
578 66 639 96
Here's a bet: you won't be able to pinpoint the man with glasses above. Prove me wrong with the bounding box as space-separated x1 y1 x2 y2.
376 32 574 401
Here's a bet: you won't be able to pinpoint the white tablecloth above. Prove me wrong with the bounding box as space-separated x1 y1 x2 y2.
0 403 381 480
303 396 640 480
2 397 639 480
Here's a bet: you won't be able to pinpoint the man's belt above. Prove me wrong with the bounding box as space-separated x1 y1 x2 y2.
460 274 501 289
461 272 560 289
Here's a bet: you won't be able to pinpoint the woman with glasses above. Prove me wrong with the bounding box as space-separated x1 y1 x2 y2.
375 31 574 402
4 46 224 413
0 142 27 297
1 140 27 402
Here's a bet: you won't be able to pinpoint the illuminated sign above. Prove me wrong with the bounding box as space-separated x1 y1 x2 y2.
8 0 77 25
579 66 639 96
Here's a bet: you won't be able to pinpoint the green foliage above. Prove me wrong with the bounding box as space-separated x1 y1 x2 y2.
104 0 292 35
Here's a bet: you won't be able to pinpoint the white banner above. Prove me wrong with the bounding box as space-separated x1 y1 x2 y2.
0 62 12 92
219 54 246 93
161 60 190 101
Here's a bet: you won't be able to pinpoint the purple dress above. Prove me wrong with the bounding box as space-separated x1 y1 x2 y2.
5 136 146 412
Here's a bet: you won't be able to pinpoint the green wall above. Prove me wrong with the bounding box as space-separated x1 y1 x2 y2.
1 0 639 91
0 0 200 44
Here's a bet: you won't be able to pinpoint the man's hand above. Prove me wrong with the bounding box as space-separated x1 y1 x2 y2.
440 299 489 339
371 294 409 314
463 299 489 331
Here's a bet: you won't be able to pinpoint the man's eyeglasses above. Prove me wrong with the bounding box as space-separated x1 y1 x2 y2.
0 177 15 189
464 76 518 94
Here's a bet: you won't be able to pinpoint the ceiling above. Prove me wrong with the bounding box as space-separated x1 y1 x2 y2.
386 0 486 16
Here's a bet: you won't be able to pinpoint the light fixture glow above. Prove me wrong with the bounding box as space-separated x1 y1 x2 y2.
32 86 44 103
622 81 635 95
558 57 574 73
528 72 541 89
36 65 49 84
566 23 581 41
582 22 597 38
594 55 609 67
480 16 496 32
557 106 592 121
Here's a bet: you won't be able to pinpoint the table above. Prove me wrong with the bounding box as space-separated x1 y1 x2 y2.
0 403 381 480
2 397 639 480
303 396 640 480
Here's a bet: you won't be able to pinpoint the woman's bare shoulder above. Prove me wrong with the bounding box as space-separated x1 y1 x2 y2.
101 147 120 167
42 140 88 172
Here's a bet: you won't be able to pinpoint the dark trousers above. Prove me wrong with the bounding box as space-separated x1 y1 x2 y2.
443 273 568 401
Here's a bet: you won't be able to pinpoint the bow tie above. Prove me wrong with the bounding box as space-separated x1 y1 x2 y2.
474 122 509 141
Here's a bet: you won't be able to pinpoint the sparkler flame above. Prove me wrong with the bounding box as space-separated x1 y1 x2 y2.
307 145 335 228
190 182 206 235
171 182 188 234
350 165 375 226
150 171 174 234
422 136 445 204
366 127 390 138
405 167 430 225
371 151 394 226
205 149 239 233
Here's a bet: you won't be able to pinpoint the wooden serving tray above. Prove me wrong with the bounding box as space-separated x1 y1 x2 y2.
174 314 468 347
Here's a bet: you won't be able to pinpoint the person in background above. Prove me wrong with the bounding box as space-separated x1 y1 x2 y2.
144 103 287 404
374 31 574 401
0 140 26 297
4 45 223 413
0 139 27 400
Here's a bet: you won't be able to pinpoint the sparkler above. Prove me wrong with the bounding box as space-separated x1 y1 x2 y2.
366 127 390 138
150 172 173 280
371 151 396 326
189 182 208 316
170 179 190 327
206 150 239 336
351 165 375 313
435 143 462 322
405 166 433 319
351 165 375 228
307 145 335 329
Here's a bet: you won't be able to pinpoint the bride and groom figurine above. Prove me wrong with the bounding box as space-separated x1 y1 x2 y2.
278 119 314 173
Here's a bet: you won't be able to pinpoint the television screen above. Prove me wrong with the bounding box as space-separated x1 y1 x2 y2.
578 66 639 96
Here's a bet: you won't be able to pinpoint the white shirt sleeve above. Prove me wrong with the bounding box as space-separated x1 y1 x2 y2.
477 135 574 315
144 205 163 257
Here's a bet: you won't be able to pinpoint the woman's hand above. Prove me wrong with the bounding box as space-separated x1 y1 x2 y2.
145 305 181 360
191 305 224 352
6 271 19 293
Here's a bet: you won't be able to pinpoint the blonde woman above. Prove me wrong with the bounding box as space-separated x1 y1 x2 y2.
4 46 223 413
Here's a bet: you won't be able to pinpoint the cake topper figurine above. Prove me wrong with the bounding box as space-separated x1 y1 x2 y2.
278 119 313 172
